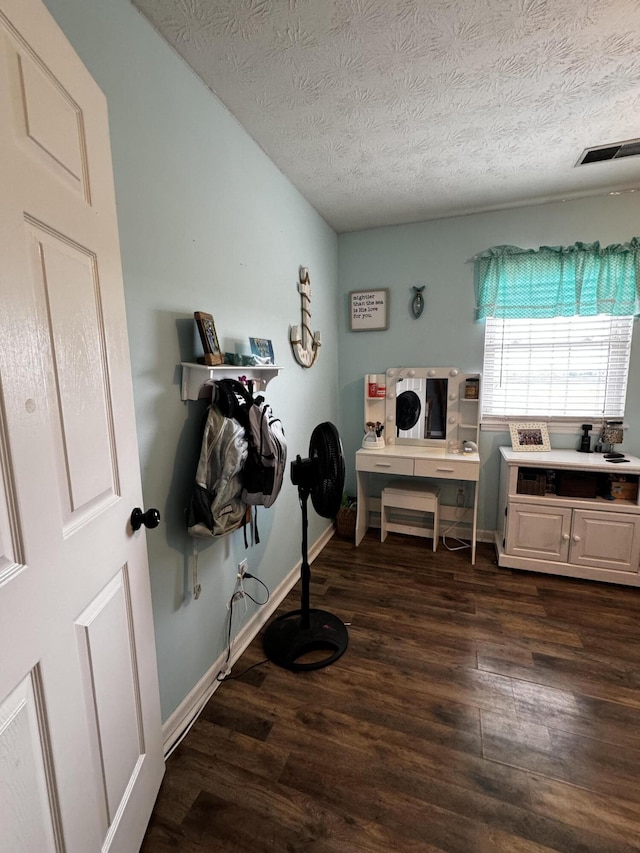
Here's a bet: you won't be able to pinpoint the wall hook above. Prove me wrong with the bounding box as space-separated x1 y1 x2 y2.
411 285 425 319
290 266 321 368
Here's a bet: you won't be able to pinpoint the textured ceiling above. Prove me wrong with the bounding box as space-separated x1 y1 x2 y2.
131 0 640 232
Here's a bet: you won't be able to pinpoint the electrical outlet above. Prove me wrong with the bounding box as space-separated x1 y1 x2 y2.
456 486 465 506
227 590 245 609
237 558 248 578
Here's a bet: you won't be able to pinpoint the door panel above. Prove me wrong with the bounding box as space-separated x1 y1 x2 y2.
6 27 87 197
76 569 144 827
28 224 116 522
570 510 640 573
0 672 61 853
506 502 571 561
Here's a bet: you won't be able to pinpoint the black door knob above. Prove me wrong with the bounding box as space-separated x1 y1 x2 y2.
130 507 161 531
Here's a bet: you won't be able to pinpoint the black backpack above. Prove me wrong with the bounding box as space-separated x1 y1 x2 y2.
214 379 287 508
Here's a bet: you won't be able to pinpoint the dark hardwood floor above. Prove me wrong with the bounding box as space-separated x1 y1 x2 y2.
142 531 640 852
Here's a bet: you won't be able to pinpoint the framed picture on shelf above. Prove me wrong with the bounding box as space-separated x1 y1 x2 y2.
509 422 551 452
194 311 224 365
349 289 389 331
249 337 275 364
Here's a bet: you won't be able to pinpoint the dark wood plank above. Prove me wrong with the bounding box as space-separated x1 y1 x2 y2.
142 533 640 852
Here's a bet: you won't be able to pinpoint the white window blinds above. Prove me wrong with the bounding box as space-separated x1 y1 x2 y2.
482 315 633 420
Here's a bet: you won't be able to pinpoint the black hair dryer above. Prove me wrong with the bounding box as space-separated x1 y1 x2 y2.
577 423 593 453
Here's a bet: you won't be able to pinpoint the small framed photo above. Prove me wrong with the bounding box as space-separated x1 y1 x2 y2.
194 311 224 365
249 337 274 364
509 422 551 452
350 288 389 331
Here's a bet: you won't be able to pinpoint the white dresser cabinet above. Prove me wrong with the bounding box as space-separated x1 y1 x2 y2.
497 448 640 585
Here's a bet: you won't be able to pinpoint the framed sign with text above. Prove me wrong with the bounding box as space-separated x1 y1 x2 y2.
349 289 389 331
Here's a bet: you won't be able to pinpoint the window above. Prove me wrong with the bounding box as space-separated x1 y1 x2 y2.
482 314 633 421
474 239 640 425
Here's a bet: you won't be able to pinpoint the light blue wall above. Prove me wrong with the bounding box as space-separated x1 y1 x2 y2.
338 193 640 533
43 0 339 720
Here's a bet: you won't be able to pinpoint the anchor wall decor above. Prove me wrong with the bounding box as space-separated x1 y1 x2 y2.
290 266 321 368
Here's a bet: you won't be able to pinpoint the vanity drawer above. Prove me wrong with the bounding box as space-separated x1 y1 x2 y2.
356 455 414 476
414 458 479 481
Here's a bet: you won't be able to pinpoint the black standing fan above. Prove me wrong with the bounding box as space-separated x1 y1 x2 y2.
263 422 348 671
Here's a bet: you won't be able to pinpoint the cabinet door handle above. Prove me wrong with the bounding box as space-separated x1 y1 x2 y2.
572 534 581 542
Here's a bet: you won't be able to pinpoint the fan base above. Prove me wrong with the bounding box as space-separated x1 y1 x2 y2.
263 608 348 672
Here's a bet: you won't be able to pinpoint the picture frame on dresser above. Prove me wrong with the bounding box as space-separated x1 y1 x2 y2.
509 422 551 452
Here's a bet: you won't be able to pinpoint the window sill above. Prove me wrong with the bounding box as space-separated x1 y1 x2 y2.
480 419 605 435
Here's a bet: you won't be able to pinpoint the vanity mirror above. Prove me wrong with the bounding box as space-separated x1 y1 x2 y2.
386 367 460 447
362 367 480 451
394 375 448 440
368 367 479 452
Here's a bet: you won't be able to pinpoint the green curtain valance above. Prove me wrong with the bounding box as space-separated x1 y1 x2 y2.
474 239 640 320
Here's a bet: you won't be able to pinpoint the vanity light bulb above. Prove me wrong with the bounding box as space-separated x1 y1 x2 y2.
427 369 436 377
448 415 456 423
450 368 459 376
449 393 457 401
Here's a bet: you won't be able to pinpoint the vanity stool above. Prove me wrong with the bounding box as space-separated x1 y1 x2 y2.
381 480 440 551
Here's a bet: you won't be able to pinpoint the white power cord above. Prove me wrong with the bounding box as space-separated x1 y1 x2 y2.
441 501 471 552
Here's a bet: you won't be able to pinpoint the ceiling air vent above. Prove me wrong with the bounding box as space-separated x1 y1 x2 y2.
577 138 640 166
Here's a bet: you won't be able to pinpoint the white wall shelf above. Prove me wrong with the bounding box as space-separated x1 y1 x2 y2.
180 362 282 401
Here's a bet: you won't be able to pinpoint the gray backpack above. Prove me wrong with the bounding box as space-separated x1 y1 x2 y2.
187 404 247 537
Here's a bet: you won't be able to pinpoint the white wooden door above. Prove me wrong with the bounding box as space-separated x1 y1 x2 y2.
0 1 164 850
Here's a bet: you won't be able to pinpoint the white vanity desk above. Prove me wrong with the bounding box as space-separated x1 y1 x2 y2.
355 444 481 561
355 367 482 563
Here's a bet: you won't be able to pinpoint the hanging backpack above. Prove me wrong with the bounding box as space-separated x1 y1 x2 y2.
186 403 248 537
215 379 287 508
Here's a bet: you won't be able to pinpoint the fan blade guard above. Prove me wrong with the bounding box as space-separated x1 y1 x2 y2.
309 421 345 518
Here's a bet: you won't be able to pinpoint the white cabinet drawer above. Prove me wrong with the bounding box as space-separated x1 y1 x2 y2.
414 458 479 481
356 454 414 476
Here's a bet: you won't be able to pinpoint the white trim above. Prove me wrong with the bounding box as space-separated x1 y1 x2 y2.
161 523 336 757
475 528 494 544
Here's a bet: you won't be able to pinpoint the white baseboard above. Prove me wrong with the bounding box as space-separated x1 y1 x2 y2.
161 523 335 758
